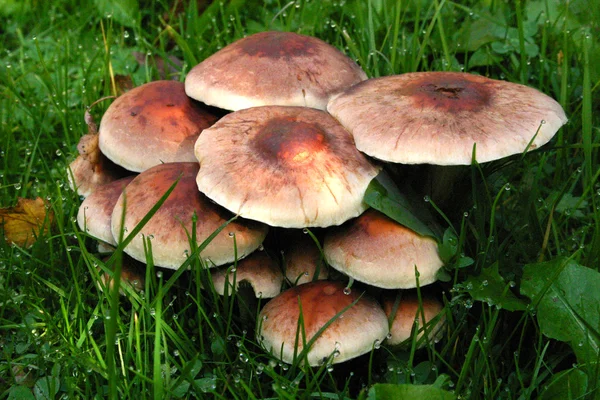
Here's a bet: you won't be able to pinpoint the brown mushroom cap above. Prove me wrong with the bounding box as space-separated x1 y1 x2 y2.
327 72 568 165
111 162 268 269
210 250 283 298
257 281 389 366
323 209 443 289
99 80 219 172
195 106 381 228
383 291 445 347
77 176 136 245
284 234 329 286
97 256 145 296
185 31 367 111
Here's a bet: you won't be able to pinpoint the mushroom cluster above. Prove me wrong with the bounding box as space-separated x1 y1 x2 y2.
70 31 566 366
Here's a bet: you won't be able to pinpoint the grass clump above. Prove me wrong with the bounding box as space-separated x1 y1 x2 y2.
1 0 599 398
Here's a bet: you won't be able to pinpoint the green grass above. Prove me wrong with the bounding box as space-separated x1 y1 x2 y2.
1 0 599 398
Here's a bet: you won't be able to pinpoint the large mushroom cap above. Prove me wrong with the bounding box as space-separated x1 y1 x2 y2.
185 31 367 111
327 72 568 165
195 106 381 228
111 162 268 269
257 281 389 366
77 176 136 246
99 80 219 172
323 209 443 289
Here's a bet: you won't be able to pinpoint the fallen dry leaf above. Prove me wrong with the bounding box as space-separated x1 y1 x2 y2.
0 197 54 247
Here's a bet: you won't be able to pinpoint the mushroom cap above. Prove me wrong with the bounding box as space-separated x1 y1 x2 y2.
257 280 389 366
185 31 367 111
323 209 443 289
210 250 283 298
284 234 329 286
97 256 145 296
383 291 445 347
99 80 219 172
195 106 381 228
111 162 268 269
77 176 136 245
327 72 568 165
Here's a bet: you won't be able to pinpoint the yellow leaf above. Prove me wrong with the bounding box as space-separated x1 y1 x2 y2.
0 197 54 247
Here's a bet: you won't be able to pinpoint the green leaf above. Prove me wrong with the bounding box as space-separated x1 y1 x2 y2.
364 174 438 240
540 368 589 400
33 376 60 400
463 263 527 311
367 383 455 400
521 258 600 364
93 0 139 28
8 386 35 400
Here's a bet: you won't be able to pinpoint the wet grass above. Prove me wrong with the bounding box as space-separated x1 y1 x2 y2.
1 0 599 398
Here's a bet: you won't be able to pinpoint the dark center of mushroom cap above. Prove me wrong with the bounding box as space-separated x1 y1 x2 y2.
238 31 317 60
400 73 493 113
254 117 329 166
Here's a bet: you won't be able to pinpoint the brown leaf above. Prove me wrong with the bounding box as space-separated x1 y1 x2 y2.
114 74 134 95
133 51 183 80
0 197 54 247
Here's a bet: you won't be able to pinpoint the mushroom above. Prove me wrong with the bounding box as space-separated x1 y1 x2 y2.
97 256 145 296
99 80 220 172
111 162 268 269
77 175 136 247
283 233 329 286
194 106 381 228
185 31 367 111
382 291 445 348
257 280 389 366
323 209 443 289
327 72 567 165
210 250 283 298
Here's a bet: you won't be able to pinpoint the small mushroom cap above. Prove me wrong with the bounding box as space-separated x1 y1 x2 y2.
383 291 445 347
327 72 568 165
195 106 381 228
185 31 367 111
323 209 443 289
97 256 145 296
99 80 219 172
210 250 283 298
257 280 389 366
77 176 136 245
284 234 329 286
111 162 268 269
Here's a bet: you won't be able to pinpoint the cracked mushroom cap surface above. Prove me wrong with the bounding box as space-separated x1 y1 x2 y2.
111 162 268 269
210 250 283 298
185 31 367 111
327 72 568 165
323 209 443 289
99 80 219 172
194 106 381 228
77 175 136 246
257 280 389 366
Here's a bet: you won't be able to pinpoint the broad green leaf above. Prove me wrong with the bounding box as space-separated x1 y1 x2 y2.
367 383 455 400
8 386 35 400
521 258 600 364
33 376 60 400
540 368 589 400
364 173 438 240
463 263 527 311
93 0 139 28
